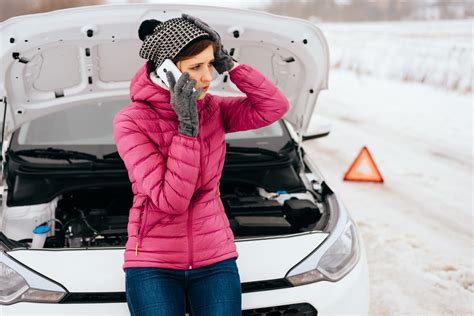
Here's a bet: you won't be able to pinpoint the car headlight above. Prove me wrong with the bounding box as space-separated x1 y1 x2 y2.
287 220 360 286
0 251 67 305
0 262 29 303
317 220 360 279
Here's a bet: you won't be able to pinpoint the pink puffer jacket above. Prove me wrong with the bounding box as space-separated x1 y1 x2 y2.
113 62 289 271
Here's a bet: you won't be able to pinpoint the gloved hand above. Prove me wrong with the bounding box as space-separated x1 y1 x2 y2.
166 71 203 137
182 13 235 74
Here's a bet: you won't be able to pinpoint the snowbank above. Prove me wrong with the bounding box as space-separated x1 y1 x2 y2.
303 66 473 314
318 19 473 94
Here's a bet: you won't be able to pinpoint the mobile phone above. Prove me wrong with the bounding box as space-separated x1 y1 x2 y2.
156 59 195 91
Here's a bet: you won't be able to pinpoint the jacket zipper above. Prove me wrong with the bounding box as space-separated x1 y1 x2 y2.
135 200 148 256
188 206 193 269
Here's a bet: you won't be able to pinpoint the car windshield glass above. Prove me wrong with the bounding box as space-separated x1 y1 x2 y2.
14 99 284 146
225 122 283 140
16 99 127 146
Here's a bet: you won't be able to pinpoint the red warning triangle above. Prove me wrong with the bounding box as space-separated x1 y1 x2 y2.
343 146 383 183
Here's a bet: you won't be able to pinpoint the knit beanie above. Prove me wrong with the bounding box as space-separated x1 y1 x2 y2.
138 17 211 68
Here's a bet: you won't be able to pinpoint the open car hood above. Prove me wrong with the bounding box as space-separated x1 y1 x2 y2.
0 4 329 136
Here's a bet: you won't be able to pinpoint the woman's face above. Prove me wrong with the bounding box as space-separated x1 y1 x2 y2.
176 44 215 100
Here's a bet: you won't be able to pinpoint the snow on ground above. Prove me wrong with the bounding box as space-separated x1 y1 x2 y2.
317 19 473 94
303 68 473 315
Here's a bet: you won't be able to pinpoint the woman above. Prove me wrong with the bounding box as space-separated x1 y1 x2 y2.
113 14 289 316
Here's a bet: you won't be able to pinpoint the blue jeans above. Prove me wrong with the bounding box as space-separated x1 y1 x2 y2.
125 258 241 316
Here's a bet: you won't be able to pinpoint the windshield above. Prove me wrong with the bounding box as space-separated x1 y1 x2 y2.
16 100 126 146
15 99 284 146
11 99 290 157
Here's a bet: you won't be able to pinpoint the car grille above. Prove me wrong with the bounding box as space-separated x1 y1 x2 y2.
242 303 317 315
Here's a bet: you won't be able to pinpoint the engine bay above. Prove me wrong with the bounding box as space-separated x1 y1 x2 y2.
1 182 325 249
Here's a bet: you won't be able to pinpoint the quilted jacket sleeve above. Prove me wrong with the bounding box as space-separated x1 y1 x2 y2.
217 64 290 133
113 111 200 215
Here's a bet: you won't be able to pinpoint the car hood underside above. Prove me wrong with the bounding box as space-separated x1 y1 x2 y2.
0 3 329 138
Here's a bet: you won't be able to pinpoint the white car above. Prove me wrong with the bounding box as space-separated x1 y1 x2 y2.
0 4 369 315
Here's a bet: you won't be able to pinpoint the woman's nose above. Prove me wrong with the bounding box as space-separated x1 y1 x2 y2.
201 68 213 82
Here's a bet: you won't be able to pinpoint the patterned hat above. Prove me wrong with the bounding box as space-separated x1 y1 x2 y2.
138 18 210 67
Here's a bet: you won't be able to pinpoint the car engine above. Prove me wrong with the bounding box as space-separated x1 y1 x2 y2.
3 183 325 249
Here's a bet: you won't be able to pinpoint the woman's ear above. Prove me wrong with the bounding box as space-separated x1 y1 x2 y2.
176 61 183 72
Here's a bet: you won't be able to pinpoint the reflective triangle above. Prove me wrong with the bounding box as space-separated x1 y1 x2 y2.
343 146 384 183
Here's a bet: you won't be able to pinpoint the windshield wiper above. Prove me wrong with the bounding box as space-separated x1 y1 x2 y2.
12 148 99 164
102 145 287 163
102 151 121 160
226 145 281 157
225 144 285 160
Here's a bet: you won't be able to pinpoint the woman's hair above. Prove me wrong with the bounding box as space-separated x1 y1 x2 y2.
173 38 217 63
147 38 217 74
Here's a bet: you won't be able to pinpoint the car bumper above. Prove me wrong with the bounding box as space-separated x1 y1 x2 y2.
243 245 370 315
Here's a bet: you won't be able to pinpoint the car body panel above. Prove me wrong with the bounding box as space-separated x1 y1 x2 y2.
6 232 328 292
1 303 130 315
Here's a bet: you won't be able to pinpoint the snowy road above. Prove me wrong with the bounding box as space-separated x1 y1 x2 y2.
303 69 473 315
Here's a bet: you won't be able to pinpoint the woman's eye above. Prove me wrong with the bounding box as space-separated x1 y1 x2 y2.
189 63 212 70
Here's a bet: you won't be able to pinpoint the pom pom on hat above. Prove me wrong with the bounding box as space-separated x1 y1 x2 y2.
138 19 162 41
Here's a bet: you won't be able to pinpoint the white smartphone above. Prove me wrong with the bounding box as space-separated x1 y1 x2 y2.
156 59 195 91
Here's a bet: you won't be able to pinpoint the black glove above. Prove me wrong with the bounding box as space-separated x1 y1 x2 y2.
182 13 235 74
166 71 203 137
